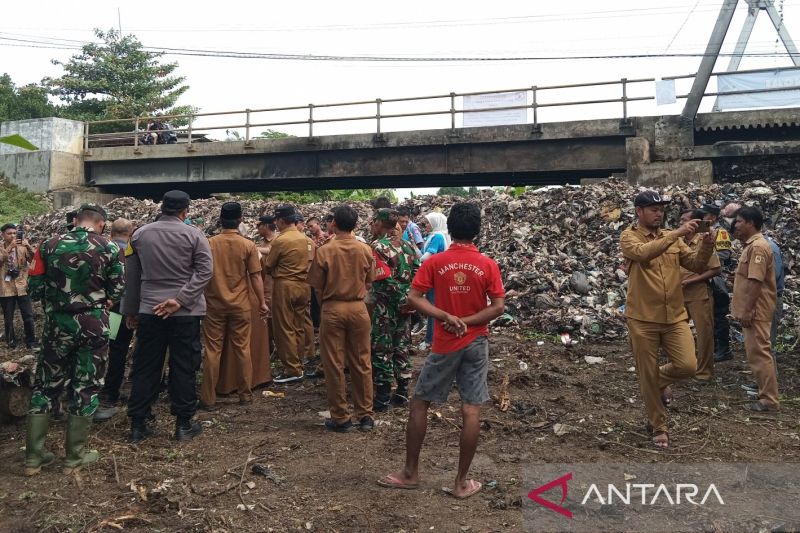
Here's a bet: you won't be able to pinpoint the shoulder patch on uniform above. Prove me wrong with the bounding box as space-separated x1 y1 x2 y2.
755 254 763 264
124 242 135 257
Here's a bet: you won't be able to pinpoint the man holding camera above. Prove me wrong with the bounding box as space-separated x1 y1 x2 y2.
0 223 37 348
621 191 714 449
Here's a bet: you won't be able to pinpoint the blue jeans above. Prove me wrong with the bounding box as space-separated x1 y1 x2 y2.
425 289 435 344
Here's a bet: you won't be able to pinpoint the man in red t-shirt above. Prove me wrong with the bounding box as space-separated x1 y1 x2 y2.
377 203 505 499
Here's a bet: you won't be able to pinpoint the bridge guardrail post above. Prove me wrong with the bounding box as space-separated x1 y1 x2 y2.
376 99 382 135
450 92 456 132
308 104 314 138
187 114 196 152
621 78 628 119
84 122 90 155
134 117 140 154
531 86 541 135
245 109 252 147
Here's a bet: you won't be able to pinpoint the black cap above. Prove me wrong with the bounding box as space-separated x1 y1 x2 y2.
220 201 242 220
634 190 670 208
78 203 108 220
66 210 77 224
259 215 276 225
162 190 191 211
274 204 297 220
700 203 721 217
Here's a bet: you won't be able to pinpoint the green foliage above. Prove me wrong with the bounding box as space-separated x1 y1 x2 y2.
0 180 50 224
259 129 291 139
436 186 469 197
242 189 397 204
0 134 38 150
0 74 56 121
45 29 194 131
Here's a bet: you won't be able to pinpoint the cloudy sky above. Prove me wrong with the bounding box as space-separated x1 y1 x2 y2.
2 0 798 197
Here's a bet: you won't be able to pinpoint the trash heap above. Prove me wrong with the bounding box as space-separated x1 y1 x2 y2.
21 179 799 341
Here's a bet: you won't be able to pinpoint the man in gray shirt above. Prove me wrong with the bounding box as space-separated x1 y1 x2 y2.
122 190 213 443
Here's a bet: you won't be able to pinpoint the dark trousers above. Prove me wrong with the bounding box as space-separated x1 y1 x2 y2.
310 290 321 329
712 286 731 355
101 316 134 403
127 314 202 424
0 295 36 344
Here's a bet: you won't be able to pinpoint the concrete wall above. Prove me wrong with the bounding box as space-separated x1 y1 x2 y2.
0 118 85 193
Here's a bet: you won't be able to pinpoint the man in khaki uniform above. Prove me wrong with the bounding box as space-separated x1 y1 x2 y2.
265 204 312 384
295 215 317 369
201 203 267 407
308 205 376 432
621 191 714 449
679 209 722 382
731 206 779 411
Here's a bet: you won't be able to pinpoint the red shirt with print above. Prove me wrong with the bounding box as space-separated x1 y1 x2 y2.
411 243 504 354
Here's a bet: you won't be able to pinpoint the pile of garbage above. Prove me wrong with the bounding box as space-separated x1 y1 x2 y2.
21 179 798 341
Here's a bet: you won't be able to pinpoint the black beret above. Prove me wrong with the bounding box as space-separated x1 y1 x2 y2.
274 204 297 220
220 201 242 220
700 203 721 217
162 190 191 211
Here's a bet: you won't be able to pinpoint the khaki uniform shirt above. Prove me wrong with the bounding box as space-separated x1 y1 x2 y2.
258 234 277 304
205 230 262 312
308 234 375 302
680 234 721 302
0 242 33 297
621 225 714 324
264 226 312 282
731 233 776 322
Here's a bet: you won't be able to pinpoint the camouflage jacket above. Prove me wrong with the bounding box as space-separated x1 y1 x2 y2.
370 235 420 303
28 228 125 313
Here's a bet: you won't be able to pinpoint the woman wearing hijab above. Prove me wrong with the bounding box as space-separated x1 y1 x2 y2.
418 212 450 350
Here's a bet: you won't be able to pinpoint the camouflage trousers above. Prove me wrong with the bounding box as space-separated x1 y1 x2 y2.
371 299 412 386
29 309 109 416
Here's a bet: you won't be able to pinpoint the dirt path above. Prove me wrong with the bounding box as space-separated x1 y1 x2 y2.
1 331 798 532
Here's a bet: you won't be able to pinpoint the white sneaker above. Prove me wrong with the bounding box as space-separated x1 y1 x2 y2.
417 341 430 351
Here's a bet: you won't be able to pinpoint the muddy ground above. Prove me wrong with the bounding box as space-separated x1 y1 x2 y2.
0 326 798 533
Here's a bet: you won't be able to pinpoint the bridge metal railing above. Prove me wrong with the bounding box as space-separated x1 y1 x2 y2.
82 65 800 153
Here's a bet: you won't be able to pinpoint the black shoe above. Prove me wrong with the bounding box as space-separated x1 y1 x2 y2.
273 374 304 384
304 365 324 379
128 422 153 444
714 351 733 362
358 416 375 432
175 420 202 441
7 339 17 349
26 340 40 349
324 418 353 433
373 383 392 413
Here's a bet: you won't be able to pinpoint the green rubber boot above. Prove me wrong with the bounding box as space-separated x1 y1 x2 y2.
62 414 98 475
24 413 55 476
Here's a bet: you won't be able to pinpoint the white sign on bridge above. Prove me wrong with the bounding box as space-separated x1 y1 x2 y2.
716 68 800 110
463 91 527 127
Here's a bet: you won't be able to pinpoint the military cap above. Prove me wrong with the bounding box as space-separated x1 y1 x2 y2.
633 190 670 208
220 201 242 220
162 190 191 211
78 203 108 220
259 215 276 225
700 203 721 217
274 204 297 220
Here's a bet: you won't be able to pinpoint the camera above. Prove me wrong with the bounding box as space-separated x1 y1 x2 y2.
16 228 24 242
6 267 20 279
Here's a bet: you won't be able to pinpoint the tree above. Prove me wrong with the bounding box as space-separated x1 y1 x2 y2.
0 74 56 121
45 29 193 130
437 186 469 197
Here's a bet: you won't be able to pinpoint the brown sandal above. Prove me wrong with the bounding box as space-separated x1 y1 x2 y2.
653 432 669 449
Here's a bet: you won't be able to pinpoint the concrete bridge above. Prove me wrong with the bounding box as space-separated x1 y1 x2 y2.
1 74 800 207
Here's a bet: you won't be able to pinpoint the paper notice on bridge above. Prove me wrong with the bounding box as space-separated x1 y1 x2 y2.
655 80 676 105
463 91 527 127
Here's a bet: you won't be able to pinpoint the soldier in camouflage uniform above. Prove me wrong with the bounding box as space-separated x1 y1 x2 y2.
24 204 125 476
369 209 420 412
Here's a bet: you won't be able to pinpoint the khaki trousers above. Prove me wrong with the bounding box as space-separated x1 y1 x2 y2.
201 309 252 405
744 319 780 407
628 318 697 434
303 299 315 359
319 300 373 423
685 299 715 380
272 279 310 377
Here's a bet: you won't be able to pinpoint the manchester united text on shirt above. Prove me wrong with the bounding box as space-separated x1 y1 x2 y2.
438 262 485 277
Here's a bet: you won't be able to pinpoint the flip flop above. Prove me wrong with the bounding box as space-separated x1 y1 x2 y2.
442 479 483 500
652 432 670 450
377 473 418 490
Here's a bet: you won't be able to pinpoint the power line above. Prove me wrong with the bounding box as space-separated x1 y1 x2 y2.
665 0 704 53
